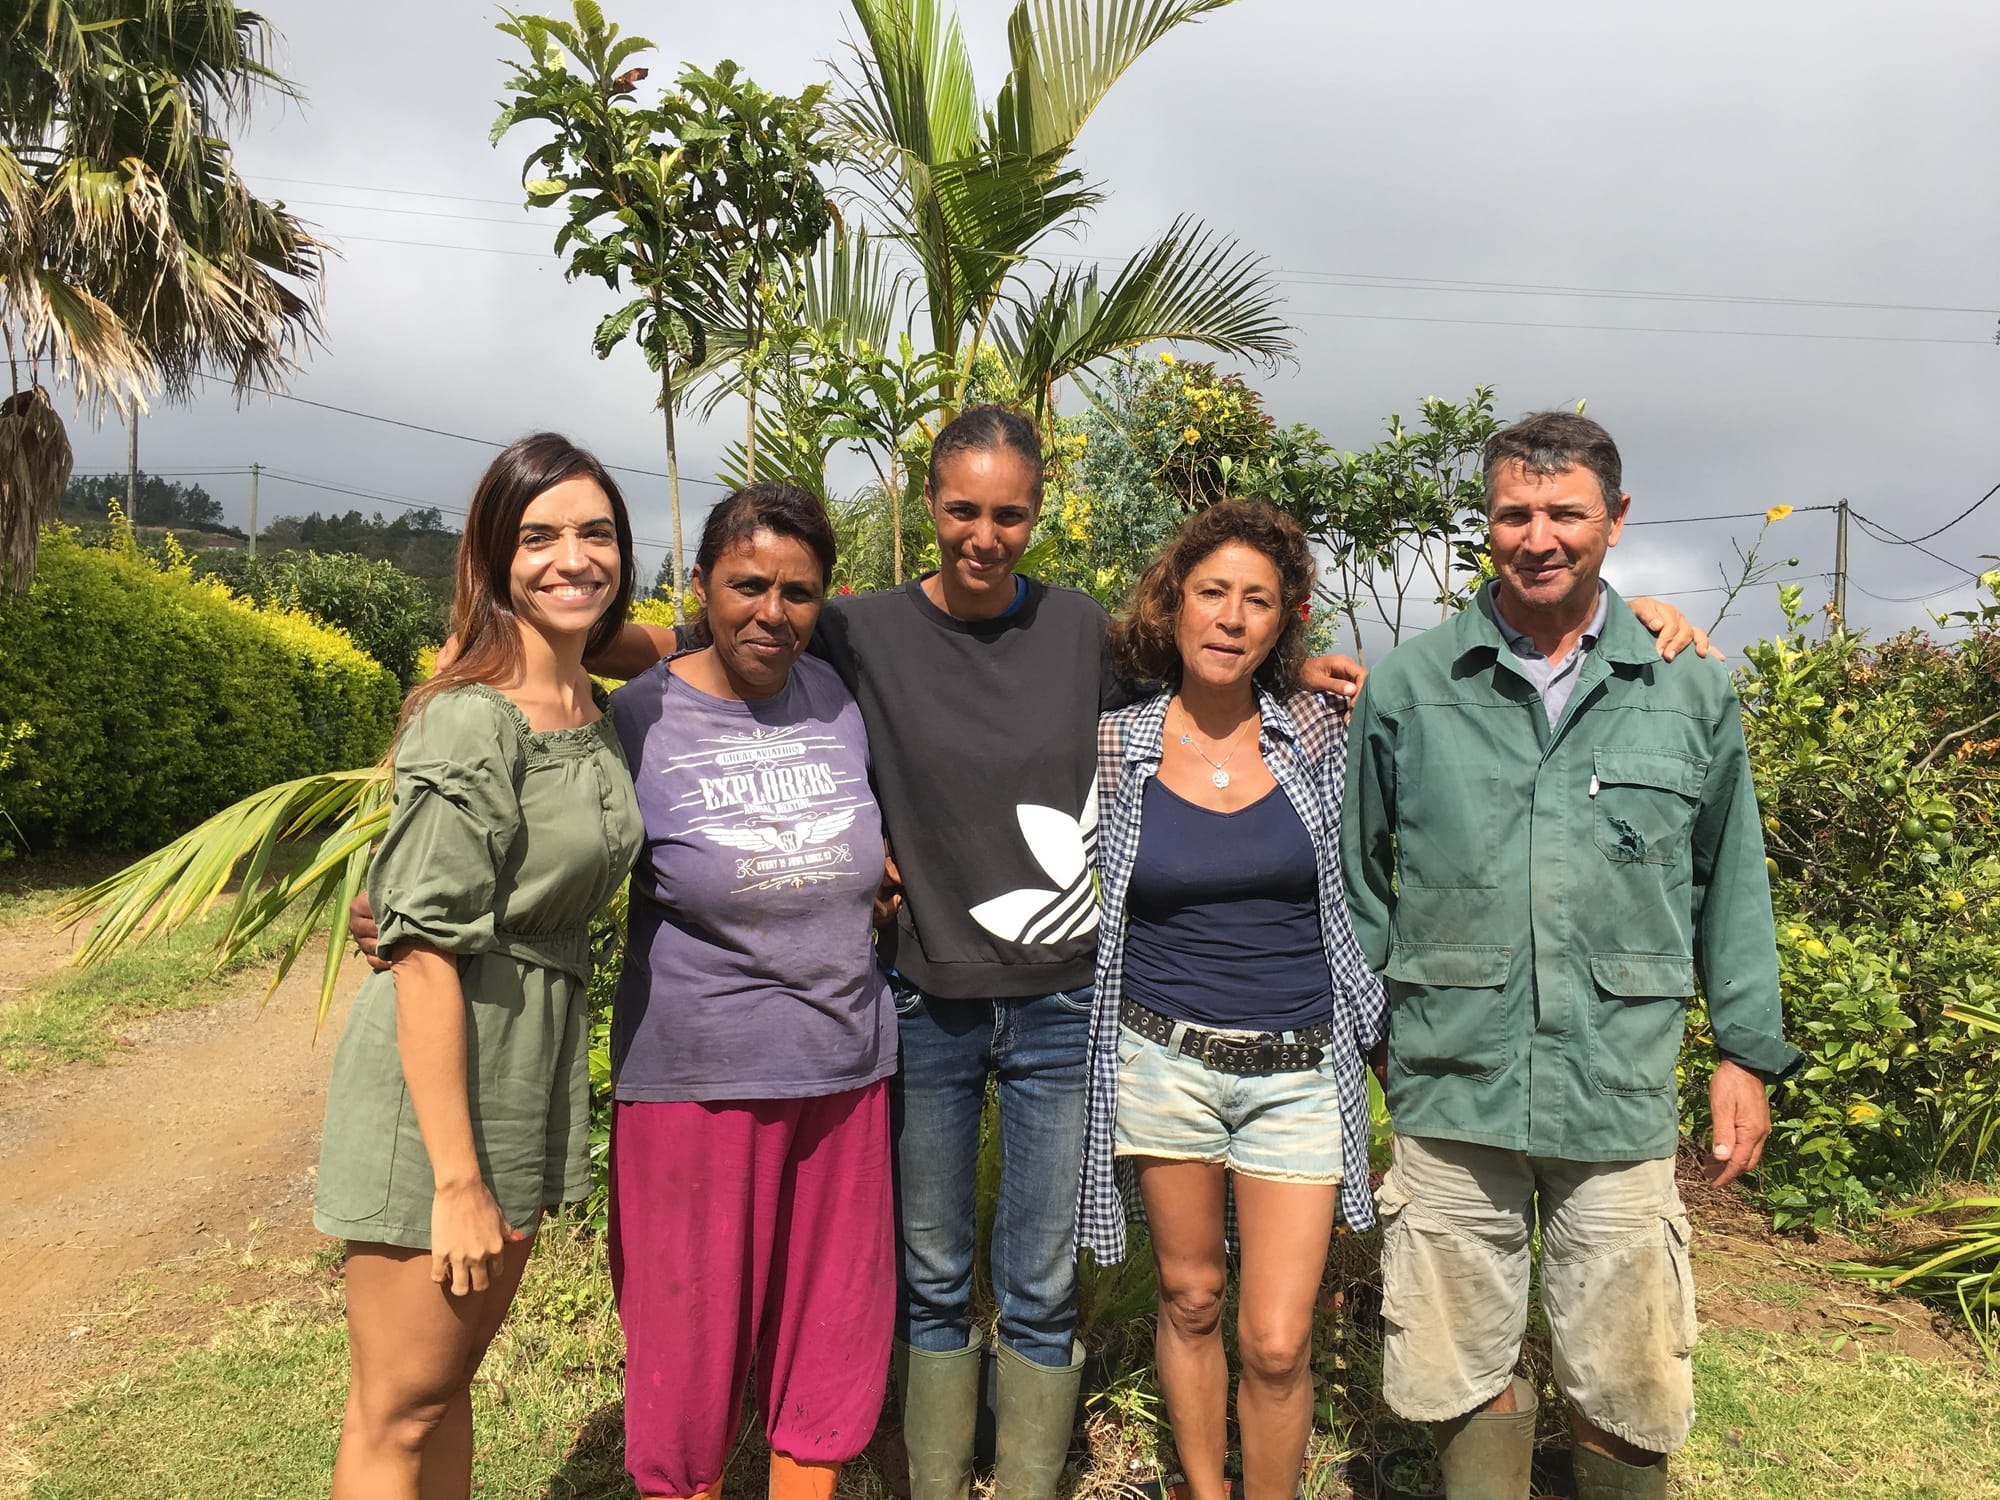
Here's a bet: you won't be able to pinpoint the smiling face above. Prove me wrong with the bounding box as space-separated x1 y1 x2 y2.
692 527 826 700
925 445 1040 619
1486 460 1629 624
507 476 622 641
1174 541 1286 694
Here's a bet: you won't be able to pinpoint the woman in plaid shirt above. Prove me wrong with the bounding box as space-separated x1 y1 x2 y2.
1075 502 1386 1500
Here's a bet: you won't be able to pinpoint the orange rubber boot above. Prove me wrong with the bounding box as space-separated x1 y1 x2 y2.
769 1453 840 1500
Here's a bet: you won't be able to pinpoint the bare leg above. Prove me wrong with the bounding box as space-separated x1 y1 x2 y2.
1134 1159 1229 1500
1231 1175 1336 1500
1572 1413 1662 1467
332 1234 536 1500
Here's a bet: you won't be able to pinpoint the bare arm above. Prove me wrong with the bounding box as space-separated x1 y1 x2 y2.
391 940 517 1292
584 621 679 681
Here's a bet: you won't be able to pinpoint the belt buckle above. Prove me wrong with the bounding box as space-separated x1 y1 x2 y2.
1200 1032 1276 1076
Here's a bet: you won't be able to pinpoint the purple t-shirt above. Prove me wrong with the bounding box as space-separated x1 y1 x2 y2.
607 652 896 1102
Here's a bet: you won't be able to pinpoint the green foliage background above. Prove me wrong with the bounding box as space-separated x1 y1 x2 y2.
192 548 444 687
0 530 399 853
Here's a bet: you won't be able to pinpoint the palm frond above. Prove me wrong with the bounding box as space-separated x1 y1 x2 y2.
991 0 1236 158
58 766 389 1031
840 0 982 167
997 214 1291 405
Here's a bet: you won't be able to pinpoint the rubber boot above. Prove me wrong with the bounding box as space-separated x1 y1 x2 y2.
769 1454 840 1500
895 1332 983 1500
1432 1376 1537 1500
991 1338 1084 1500
1571 1443 1669 1500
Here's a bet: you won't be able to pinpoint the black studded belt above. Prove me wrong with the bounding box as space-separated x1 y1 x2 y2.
1119 998 1331 1076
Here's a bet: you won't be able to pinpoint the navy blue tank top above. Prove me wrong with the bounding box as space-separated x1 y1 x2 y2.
1121 778 1335 1033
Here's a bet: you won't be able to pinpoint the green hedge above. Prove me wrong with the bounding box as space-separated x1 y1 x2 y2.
0 530 400 852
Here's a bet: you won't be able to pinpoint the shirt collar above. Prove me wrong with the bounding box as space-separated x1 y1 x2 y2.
1455 581 1659 668
1487 580 1609 662
1123 682 1300 763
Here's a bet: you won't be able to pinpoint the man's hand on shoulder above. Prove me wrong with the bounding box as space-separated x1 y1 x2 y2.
1704 1059 1772 1187
1626 597 1725 664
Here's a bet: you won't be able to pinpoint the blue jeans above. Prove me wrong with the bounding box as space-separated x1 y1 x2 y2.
890 978 1093 1368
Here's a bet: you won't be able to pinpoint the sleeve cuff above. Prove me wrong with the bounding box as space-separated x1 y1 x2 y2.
1716 1029 1805 1085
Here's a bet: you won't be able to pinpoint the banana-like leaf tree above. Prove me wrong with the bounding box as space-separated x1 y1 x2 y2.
835 0 1291 415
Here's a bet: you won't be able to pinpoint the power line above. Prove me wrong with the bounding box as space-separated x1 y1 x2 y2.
1284 307 1991 347
1848 510 1983 578
256 174 524 209
196 372 733 489
266 173 1999 326
1847 574 1983 605
258 469 681 552
1625 504 1838 528
1889 480 2000 545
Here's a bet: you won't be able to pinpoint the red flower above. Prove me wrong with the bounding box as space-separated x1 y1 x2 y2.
838 584 854 595
1297 599 1311 621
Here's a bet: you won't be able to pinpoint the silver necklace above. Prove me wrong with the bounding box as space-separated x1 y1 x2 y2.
1176 703 1254 789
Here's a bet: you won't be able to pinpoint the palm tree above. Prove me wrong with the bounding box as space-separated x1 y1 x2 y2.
0 0 325 588
833 0 1291 416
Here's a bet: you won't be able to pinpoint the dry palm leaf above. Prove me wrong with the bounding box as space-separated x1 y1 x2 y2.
0 385 74 591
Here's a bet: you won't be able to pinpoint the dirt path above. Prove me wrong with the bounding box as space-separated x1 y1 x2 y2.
0 919 362 1423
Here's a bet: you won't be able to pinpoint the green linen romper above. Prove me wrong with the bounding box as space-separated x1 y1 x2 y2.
314 683 643 1249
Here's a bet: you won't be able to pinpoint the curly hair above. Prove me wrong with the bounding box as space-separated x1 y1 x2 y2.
1109 501 1316 692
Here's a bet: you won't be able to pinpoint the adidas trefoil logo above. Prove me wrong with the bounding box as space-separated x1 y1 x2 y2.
968 779 1099 946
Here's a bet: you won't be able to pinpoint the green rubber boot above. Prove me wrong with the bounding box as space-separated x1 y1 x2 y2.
1572 1443 1669 1500
991 1339 1084 1500
1432 1376 1537 1500
895 1333 983 1500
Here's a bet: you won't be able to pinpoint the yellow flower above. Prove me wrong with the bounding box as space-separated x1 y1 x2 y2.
1847 1102 1881 1124
1765 504 1794 523
1159 351 1176 366
1183 426 1201 445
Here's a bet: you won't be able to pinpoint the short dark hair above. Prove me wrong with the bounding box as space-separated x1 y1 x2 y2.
1109 501 1316 693
926 404 1044 506
687 481 837 647
1482 411 1623 513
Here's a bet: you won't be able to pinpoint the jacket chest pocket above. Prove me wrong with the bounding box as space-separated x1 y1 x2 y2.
1591 749 1706 867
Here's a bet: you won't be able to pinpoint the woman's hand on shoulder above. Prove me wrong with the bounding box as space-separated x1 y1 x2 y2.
1301 652 1366 703
430 1176 521 1295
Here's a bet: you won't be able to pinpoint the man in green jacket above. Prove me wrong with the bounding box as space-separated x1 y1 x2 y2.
1341 411 1800 1500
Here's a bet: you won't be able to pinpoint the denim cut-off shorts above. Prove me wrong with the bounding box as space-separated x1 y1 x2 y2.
1112 1021 1343 1184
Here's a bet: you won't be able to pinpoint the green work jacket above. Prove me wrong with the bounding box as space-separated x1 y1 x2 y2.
1340 585 1801 1161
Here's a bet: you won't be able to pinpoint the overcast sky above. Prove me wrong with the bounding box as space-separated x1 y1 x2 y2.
56 0 2000 653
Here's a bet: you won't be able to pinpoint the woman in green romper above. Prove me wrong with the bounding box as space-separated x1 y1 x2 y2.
314 433 644 1500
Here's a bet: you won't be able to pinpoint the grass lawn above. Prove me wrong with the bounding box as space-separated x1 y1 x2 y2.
0 852 309 1073
15 1224 2000 1500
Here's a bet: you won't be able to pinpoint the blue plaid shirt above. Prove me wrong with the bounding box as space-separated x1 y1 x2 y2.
1073 687 1389 1263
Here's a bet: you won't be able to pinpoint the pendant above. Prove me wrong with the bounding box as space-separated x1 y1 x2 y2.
1211 768 1231 789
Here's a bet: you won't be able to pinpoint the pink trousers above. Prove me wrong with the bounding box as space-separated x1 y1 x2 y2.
609 1082 894 1498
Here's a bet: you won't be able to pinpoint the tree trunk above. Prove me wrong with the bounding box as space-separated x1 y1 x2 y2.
660 358 686 625
891 457 904 585
744 372 759 483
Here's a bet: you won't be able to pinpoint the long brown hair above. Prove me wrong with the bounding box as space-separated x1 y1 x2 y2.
398 433 636 733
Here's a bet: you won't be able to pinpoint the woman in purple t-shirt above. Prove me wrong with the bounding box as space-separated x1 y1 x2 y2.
604 483 896 1500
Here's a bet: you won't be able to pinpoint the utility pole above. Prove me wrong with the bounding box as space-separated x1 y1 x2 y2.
125 412 138 520
1832 496 1849 624
248 462 261 558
